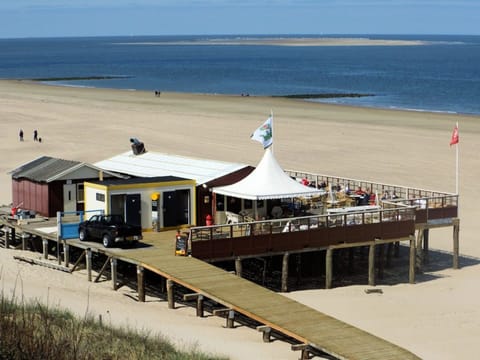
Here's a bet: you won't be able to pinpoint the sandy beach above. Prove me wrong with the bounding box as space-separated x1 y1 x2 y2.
1 79 480 359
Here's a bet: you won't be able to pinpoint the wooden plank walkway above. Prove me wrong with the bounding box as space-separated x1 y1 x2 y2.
124 231 420 360
0 215 420 359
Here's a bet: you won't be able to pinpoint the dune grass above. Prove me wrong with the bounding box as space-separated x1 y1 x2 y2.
0 293 227 360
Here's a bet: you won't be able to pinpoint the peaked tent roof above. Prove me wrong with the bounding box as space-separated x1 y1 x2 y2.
213 148 325 200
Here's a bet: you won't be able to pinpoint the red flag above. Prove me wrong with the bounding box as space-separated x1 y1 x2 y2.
450 123 459 146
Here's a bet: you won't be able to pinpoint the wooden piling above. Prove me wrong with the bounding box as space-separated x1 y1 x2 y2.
394 241 400 257
423 228 430 264
63 242 70 268
183 293 204 317
281 252 289 293
86 248 92 282
368 243 375 286
453 218 460 269
196 295 204 317
386 242 393 268
257 325 272 343
167 279 175 309
325 248 333 289
42 238 48 260
227 309 235 328
5 227 10 249
159 276 166 293
377 244 385 280
235 257 242 277
348 248 355 274
111 257 118 290
137 265 145 302
409 235 416 284
415 228 424 272
11 228 15 248
21 232 26 250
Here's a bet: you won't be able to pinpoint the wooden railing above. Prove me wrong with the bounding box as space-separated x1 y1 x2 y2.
189 206 416 260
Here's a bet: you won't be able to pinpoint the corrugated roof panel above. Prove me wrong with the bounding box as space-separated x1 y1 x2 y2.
94 151 248 184
11 156 82 182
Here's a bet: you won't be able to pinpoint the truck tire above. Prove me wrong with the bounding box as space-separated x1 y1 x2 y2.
79 229 87 241
102 234 113 248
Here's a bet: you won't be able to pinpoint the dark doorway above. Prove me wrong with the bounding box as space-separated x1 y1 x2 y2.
126 194 141 227
163 190 190 227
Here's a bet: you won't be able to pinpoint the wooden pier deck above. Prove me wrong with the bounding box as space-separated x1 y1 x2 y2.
108 231 419 360
1 216 420 359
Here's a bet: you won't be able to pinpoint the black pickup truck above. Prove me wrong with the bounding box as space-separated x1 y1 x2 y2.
78 214 142 248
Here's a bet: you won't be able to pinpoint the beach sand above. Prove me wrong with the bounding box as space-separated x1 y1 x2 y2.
1 80 479 359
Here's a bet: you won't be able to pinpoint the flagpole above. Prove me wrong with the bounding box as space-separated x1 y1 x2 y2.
270 109 274 154
456 122 459 195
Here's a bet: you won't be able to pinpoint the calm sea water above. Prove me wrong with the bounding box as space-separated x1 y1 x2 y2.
1 34 480 115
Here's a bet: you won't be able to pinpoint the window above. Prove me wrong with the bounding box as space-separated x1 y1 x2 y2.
77 184 84 203
96 193 105 202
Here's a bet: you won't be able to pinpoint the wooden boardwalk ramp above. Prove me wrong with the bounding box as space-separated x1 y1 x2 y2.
122 231 420 360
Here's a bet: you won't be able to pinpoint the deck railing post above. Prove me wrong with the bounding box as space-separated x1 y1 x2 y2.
21 232 26 250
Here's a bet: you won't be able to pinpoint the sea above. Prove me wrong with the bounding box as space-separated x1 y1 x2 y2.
1 34 480 115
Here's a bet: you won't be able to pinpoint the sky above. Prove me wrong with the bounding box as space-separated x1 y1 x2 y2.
0 0 478 38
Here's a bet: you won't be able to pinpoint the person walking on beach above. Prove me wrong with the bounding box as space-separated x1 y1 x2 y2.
19 129 24 141
33 129 38 141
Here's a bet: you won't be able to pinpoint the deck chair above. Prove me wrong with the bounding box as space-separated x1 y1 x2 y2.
225 211 242 224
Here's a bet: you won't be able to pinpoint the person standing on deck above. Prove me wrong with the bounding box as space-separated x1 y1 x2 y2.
33 129 38 141
19 129 24 141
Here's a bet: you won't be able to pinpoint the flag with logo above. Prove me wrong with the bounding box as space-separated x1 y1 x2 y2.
450 122 459 146
251 116 273 149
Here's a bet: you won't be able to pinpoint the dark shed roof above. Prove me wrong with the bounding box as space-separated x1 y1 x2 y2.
11 156 82 182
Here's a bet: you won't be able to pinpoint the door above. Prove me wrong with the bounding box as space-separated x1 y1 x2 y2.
163 191 177 227
63 183 77 212
126 194 141 227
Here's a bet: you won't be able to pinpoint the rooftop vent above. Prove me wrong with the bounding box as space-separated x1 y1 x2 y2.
130 138 146 155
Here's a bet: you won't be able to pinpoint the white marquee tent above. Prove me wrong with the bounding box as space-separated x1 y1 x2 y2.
212 148 324 200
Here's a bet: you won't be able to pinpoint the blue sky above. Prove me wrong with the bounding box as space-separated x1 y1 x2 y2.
0 1 478 38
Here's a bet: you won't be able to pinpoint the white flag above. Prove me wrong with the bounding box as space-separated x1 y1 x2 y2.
251 116 273 149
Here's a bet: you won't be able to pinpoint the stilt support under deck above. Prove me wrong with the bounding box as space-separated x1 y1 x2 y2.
368 243 376 286
453 218 460 269
281 252 289 293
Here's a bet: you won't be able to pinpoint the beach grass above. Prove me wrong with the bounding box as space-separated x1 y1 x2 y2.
0 293 227 360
